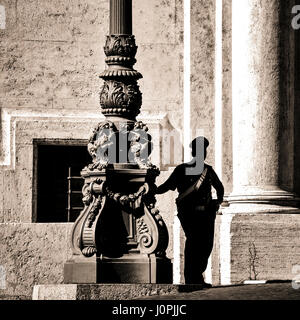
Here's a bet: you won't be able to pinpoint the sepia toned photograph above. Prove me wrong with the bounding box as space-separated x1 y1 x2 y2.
0 0 300 313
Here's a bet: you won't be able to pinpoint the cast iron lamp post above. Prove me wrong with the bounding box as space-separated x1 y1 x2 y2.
64 0 172 284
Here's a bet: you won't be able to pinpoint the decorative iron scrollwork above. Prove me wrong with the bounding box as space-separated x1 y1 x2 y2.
87 195 103 228
69 19 169 263
82 183 93 205
86 121 117 170
84 119 159 171
105 183 148 213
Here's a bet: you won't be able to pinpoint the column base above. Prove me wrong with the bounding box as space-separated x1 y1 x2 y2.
64 254 173 284
224 186 300 214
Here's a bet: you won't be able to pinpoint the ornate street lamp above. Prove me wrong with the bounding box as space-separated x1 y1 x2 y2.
64 0 172 284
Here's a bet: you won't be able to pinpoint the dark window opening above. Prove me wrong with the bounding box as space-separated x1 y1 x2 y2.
36 145 90 223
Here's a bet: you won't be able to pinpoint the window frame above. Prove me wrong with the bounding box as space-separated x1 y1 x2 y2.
32 139 88 223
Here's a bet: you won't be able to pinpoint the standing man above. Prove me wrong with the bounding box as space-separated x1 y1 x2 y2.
156 136 224 287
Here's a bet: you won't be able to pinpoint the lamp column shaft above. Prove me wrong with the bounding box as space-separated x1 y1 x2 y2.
110 0 132 35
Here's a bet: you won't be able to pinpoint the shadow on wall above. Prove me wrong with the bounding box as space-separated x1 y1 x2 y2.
294 18 300 196
279 1 300 197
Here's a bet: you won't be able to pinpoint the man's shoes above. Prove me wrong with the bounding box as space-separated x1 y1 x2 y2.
200 282 213 289
178 283 212 292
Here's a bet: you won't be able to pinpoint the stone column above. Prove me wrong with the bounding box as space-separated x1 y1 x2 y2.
227 0 299 213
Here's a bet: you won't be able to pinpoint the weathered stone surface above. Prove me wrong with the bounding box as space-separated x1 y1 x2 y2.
138 282 300 301
2 171 18 222
295 13 300 195
0 40 104 105
0 223 73 297
190 0 215 165
230 214 300 283
279 0 296 192
0 0 184 142
2 214 299 297
0 172 4 222
156 170 178 261
133 0 180 45
0 0 18 40
221 0 232 194
137 44 182 105
1 118 97 223
211 214 222 285
0 115 167 223
32 283 204 300
17 0 109 42
227 0 300 211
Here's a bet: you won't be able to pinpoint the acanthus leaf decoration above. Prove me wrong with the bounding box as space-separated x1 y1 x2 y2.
100 80 142 119
104 35 138 59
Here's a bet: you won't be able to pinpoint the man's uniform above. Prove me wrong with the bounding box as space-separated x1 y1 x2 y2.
156 160 224 284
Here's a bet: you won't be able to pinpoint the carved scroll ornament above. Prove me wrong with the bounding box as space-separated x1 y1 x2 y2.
70 178 168 258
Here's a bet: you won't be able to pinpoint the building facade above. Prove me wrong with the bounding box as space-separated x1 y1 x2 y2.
0 0 300 297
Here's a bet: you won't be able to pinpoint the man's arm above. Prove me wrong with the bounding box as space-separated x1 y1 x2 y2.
210 168 224 204
156 167 178 194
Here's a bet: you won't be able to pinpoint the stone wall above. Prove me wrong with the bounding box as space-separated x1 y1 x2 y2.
0 0 184 154
0 223 73 298
0 0 185 297
2 213 300 297
190 0 215 165
0 0 184 218
230 214 300 283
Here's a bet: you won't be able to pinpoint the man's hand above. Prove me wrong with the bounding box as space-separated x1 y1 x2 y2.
151 184 158 194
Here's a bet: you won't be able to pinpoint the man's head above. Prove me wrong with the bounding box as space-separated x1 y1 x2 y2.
190 136 209 159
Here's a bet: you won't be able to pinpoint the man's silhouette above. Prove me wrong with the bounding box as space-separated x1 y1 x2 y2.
156 136 224 286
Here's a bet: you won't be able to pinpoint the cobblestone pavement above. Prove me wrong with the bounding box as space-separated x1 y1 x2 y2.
0 282 299 300
135 282 300 300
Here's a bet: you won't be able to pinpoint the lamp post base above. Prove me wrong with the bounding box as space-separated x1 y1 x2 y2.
64 254 172 284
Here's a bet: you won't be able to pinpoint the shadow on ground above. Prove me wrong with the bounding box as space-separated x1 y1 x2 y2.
134 282 300 300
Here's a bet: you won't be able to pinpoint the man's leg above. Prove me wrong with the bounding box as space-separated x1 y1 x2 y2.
183 214 216 285
184 235 204 284
198 215 216 282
